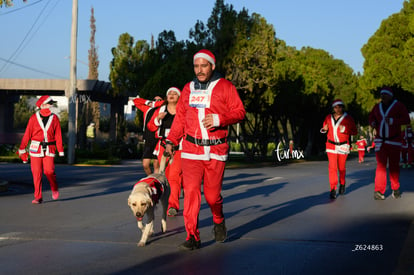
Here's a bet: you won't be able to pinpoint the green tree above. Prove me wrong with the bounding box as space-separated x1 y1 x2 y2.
87 6 101 135
361 0 414 111
88 7 99 80
296 47 359 155
110 33 150 97
271 43 305 149
225 13 278 159
13 95 35 130
78 6 101 149
138 31 192 100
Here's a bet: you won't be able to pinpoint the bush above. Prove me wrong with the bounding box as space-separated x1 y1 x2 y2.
230 142 242 152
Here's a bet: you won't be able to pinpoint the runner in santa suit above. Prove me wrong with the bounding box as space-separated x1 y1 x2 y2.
18 96 64 204
132 96 164 175
401 126 413 168
321 99 357 199
369 87 410 200
147 87 182 217
165 49 246 250
356 136 368 163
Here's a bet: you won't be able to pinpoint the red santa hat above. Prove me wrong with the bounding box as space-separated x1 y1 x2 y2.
36 95 57 108
193 49 216 66
166 87 181 97
380 87 393 97
331 99 345 108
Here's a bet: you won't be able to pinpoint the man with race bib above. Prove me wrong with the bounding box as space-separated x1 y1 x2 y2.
165 49 245 250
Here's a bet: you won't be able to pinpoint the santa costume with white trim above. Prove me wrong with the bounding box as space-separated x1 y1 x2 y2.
166 49 246 242
322 99 357 193
369 87 410 196
19 95 64 204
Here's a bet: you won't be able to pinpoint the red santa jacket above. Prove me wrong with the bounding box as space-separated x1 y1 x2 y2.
167 73 245 161
323 112 357 154
132 98 164 132
356 138 367 151
19 111 64 157
369 100 410 150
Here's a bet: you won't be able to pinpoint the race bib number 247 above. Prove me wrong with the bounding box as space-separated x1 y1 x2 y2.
189 90 211 108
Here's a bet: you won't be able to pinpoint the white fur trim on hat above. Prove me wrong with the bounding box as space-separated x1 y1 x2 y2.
332 99 344 107
380 89 393 97
193 49 216 66
166 87 181 97
36 95 54 108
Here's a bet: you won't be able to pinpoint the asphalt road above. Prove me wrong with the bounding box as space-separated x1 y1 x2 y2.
1 154 414 275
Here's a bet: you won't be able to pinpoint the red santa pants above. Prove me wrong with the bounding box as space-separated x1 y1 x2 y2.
30 156 58 200
181 158 225 241
375 143 401 193
327 152 348 190
157 147 183 211
358 150 365 162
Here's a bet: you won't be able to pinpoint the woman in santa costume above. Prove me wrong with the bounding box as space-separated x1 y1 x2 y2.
356 135 368 163
321 99 357 199
369 87 410 199
19 95 64 204
147 87 183 217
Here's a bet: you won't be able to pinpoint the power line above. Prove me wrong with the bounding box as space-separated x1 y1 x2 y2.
0 0 43 16
9 0 61 69
0 0 57 74
0 56 66 78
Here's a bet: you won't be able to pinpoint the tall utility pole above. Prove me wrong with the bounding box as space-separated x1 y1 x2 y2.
66 0 78 164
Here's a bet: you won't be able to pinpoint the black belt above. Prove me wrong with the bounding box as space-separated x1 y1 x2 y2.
328 140 347 146
40 141 56 150
186 135 227 146
41 141 56 146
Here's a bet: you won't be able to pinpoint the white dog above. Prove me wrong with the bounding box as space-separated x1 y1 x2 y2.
128 170 170 246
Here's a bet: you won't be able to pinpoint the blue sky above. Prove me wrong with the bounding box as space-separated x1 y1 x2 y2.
0 0 406 82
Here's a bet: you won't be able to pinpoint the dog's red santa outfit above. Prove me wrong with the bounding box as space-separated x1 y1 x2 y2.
322 99 357 195
369 87 410 198
133 176 167 217
166 49 246 244
19 96 64 204
356 136 367 163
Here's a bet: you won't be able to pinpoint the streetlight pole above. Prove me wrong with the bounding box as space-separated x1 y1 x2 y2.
66 0 78 164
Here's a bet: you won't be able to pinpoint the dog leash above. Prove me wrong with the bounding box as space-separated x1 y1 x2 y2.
159 152 173 175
